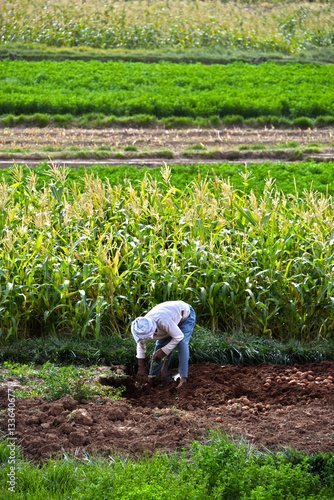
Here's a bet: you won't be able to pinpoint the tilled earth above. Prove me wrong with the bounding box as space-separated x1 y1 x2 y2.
1 127 334 167
1 361 334 461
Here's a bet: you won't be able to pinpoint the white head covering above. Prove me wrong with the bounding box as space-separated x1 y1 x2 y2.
131 317 156 343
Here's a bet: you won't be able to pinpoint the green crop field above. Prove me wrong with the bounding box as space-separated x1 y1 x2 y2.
1 163 334 342
1 60 334 125
2 0 334 54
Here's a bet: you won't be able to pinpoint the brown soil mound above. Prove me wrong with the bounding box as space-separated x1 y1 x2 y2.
1 362 333 461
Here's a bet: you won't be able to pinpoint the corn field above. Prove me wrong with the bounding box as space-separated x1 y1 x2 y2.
2 0 334 53
1 163 334 341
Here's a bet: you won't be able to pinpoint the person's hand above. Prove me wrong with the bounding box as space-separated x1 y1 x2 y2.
136 366 148 384
153 349 165 360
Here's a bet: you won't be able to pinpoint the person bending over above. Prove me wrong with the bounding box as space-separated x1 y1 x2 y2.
131 300 196 389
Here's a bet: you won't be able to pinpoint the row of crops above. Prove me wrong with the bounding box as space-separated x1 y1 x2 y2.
2 0 334 52
0 61 334 118
1 60 334 121
1 163 334 341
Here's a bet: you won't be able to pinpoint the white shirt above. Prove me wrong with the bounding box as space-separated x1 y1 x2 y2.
136 301 191 359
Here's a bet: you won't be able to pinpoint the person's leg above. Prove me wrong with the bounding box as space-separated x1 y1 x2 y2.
177 306 196 381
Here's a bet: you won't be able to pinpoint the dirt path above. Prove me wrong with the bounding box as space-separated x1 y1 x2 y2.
1 127 334 167
1 361 333 461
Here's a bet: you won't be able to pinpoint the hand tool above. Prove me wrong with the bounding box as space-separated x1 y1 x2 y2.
148 352 172 382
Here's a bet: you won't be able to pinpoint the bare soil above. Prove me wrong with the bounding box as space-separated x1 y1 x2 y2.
1 361 334 461
1 127 334 167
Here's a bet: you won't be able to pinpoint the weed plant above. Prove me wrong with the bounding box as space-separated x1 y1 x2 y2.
0 433 333 499
1 0 334 55
1 164 334 341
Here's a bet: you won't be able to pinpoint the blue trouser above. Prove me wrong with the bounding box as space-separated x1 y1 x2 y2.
149 306 196 379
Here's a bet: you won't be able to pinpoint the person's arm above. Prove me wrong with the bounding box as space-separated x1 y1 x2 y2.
136 341 148 383
136 358 148 383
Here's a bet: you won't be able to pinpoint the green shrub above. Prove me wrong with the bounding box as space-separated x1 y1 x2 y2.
222 115 244 126
163 116 195 128
53 114 72 127
315 115 334 128
293 117 314 129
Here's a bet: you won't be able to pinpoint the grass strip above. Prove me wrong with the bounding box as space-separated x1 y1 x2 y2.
3 43 334 65
2 112 334 129
1 329 334 370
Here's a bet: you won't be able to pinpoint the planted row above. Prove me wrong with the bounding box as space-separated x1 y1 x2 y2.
1 60 334 119
2 112 334 130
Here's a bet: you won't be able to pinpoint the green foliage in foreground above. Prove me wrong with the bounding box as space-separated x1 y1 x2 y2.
1 434 333 499
1 164 334 341
1 60 334 120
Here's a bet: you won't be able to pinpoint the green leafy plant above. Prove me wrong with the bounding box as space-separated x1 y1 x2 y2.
0 432 333 499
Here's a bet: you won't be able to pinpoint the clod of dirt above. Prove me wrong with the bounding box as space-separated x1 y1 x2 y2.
107 402 130 421
73 409 94 426
58 394 78 411
233 383 245 398
58 423 73 434
49 404 64 416
69 431 88 446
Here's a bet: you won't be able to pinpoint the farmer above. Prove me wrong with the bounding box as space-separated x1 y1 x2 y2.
131 300 196 389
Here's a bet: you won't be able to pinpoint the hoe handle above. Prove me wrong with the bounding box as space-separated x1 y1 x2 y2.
159 352 172 380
